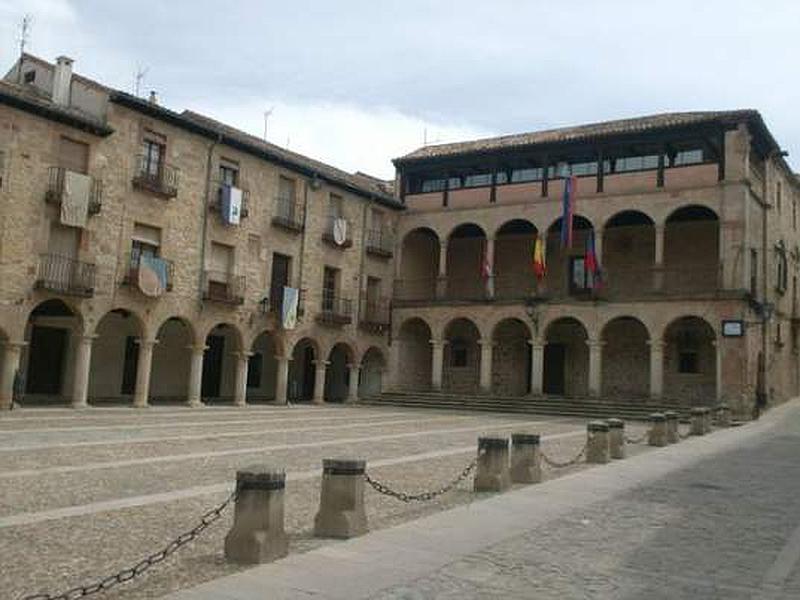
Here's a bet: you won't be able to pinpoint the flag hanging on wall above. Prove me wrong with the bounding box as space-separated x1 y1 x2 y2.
532 236 546 280
560 175 577 248
482 243 494 296
584 229 604 289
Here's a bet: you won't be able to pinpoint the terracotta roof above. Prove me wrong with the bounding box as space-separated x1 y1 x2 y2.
0 79 113 136
395 110 762 164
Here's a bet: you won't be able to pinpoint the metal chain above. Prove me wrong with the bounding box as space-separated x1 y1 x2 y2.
678 427 692 440
540 443 587 469
20 489 238 600
625 432 648 445
364 458 478 503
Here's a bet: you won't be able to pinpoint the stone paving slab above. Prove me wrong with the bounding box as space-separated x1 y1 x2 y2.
164 401 799 600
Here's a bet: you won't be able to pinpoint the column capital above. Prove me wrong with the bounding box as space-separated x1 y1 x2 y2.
346 363 361 371
477 339 495 349
235 351 254 360
2 340 28 350
429 339 448 349
587 339 606 349
187 344 208 353
275 354 291 364
137 338 158 349
647 338 666 350
527 339 545 349
313 360 330 368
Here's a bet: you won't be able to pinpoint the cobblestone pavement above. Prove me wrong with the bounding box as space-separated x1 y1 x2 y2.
0 404 633 600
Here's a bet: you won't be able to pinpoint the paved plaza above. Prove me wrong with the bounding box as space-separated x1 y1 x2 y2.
0 404 617 599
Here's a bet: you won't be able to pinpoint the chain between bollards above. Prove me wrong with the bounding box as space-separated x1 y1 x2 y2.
540 442 587 469
20 488 238 600
364 457 479 503
625 432 648 445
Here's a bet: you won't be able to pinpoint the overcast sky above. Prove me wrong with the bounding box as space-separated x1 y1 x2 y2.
1 0 798 178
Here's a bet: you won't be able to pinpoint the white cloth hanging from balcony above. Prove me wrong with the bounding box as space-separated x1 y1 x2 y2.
221 185 242 226
333 218 348 245
61 171 90 228
282 286 299 330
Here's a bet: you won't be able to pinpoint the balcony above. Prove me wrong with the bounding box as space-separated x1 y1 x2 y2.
209 181 250 221
35 253 96 297
359 297 390 333
202 270 245 305
132 154 179 199
322 216 353 249
317 293 353 325
260 286 306 319
45 167 103 216
122 253 174 293
365 228 394 258
271 196 304 232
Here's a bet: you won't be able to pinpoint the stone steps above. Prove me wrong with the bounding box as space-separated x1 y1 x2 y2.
359 391 693 421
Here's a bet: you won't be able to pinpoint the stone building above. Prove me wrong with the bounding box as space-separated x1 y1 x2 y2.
0 53 797 416
0 54 399 409
391 111 800 415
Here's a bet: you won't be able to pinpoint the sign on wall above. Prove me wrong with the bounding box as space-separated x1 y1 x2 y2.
722 319 744 337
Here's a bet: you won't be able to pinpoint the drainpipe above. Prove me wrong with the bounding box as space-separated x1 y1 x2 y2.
356 198 369 324
197 134 222 310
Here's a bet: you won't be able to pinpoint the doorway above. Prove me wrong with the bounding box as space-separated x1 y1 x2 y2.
543 343 566 395
202 335 224 398
26 326 67 395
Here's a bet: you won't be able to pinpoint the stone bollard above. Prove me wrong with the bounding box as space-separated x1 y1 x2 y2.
510 433 542 484
716 404 731 428
702 407 713 433
586 421 610 464
690 407 706 435
647 413 668 447
606 418 625 459
224 466 288 564
664 411 679 444
313 458 368 539
474 437 511 492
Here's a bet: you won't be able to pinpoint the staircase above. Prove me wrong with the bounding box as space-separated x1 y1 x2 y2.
359 391 695 421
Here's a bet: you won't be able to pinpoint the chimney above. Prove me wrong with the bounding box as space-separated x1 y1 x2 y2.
148 90 158 105
52 55 74 106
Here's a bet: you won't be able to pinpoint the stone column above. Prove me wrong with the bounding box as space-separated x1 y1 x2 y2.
312 360 328 404
0 341 25 409
529 341 545 395
133 339 156 408
653 224 665 291
594 229 603 266
713 340 722 402
71 335 96 409
346 364 360 403
478 340 493 394
187 345 206 407
387 340 401 390
436 242 448 299
484 237 495 300
648 339 665 399
233 352 252 407
430 340 446 390
588 339 604 398
274 355 290 405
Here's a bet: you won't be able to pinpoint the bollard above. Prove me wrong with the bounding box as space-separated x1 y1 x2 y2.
716 404 731 428
702 407 713 433
647 413 668 447
606 418 625 459
510 433 542 484
224 466 288 564
474 437 511 492
586 421 610 464
664 411 679 444
313 458 368 539
690 407 705 435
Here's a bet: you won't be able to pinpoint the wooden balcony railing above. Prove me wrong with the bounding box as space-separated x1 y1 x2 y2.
35 253 96 297
322 216 353 248
202 270 245 305
317 293 353 325
365 228 394 258
45 167 103 216
272 196 304 232
132 154 179 199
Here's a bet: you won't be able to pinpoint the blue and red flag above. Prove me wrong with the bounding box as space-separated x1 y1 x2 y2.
585 229 604 289
560 176 577 248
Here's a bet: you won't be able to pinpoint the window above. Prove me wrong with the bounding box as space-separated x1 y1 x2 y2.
58 136 89 174
510 167 543 183
750 249 758 297
447 176 462 190
673 149 704 166
371 209 384 230
131 223 161 264
278 176 296 201
328 194 344 218
420 178 446 193
141 138 164 178
614 155 660 173
23 70 36 84
322 266 339 311
247 353 263 388
570 161 599 176
495 171 509 185
463 173 492 188
776 322 784 347
776 181 783 213
776 243 788 294
569 256 591 293
451 342 468 367
219 163 239 187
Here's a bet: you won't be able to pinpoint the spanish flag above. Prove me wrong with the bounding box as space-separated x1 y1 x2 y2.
533 236 546 280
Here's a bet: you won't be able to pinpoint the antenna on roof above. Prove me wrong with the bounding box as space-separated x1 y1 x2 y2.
133 64 149 97
263 106 274 141
17 14 32 83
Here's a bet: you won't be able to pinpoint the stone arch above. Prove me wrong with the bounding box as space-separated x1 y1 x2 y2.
201 322 244 403
398 227 441 302
543 316 589 397
88 308 147 405
545 215 595 296
495 219 539 300
664 205 720 292
21 299 84 405
662 315 717 404
288 336 319 401
492 317 532 396
325 342 357 402
397 317 433 390
247 330 282 403
360 346 385 397
603 210 656 297
446 223 488 301
150 316 196 404
443 317 481 394
601 316 650 399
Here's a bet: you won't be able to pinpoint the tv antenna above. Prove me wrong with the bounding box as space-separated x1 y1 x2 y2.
16 14 32 83
263 106 274 141
134 65 149 97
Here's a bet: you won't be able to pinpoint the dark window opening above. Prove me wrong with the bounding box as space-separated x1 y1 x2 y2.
451 344 468 367
220 164 239 187
141 139 164 177
23 70 36 84
247 353 263 388
678 351 699 374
